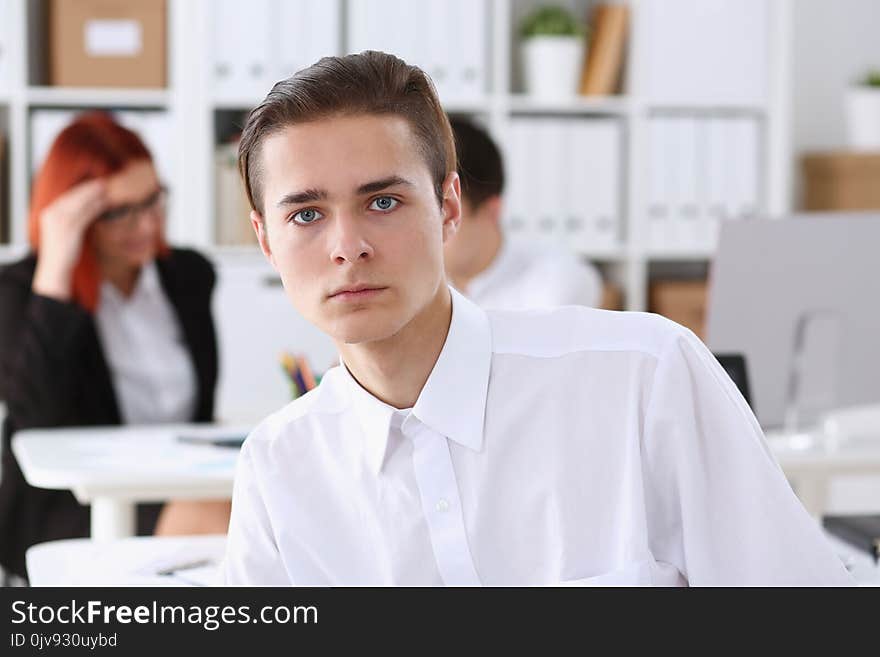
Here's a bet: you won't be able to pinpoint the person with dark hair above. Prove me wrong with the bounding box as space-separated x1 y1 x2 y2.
223 51 851 586
444 116 602 310
0 112 230 581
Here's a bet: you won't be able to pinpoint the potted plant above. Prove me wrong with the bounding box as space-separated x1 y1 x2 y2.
520 5 586 98
845 70 880 150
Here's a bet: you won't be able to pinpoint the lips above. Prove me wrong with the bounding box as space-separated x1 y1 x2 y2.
328 285 387 302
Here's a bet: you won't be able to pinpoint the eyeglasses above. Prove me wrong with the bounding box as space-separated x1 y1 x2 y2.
96 186 168 226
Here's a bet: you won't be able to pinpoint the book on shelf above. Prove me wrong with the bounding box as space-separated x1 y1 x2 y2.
579 3 629 97
0 132 6 243
214 141 257 247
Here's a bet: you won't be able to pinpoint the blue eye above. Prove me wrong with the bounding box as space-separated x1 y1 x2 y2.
370 196 399 212
291 208 323 225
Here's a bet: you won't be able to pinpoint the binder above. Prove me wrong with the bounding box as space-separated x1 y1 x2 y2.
583 119 621 251
646 118 671 250
452 0 487 99
704 117 731 248
672 117 700 249
730 117 761 220
823 515 880 563
503 119 531 238
276 0 341 80
532 118 563 244
563 121 594 251
0 0 8 89
212 0 272 101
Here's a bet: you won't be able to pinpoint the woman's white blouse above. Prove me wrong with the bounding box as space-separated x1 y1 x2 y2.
223 288 852 586
94 262 197 425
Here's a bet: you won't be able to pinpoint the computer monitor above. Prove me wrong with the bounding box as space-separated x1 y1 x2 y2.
706 213 880 430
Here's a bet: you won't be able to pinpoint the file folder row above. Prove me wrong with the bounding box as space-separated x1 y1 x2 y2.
504 117 622 253
347 0 488 102
0 0 9 89
211 0 341 102
646 116 761 251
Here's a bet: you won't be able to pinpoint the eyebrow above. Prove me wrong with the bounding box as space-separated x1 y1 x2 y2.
275 176 414 208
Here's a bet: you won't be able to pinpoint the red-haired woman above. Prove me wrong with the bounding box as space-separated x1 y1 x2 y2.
0 112 229 581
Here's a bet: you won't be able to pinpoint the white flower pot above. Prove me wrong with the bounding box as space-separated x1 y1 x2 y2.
522 35 585 98
845 87 880 150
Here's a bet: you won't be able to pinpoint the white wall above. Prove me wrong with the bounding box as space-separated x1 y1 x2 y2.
791 0 880 152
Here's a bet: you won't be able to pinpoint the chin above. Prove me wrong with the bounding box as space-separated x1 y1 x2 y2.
324 310 407 346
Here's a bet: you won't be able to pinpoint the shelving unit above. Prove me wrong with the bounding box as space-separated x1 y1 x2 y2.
0 0 793 311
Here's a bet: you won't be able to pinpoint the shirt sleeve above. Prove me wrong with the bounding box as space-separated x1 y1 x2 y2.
640 324 854 586
527 254 603 309
222 438 291 585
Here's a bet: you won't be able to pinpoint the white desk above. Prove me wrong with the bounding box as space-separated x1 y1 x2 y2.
767 429 880 517
12 424 247 541
26 534 226 586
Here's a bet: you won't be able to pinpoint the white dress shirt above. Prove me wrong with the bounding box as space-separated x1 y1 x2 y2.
94 261 197 425
462 237 603 310
223 287 852 586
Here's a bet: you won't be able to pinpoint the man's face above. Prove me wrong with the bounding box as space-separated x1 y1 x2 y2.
253 114 461 345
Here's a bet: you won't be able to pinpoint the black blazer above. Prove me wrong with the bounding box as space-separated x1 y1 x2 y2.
0 248 218 578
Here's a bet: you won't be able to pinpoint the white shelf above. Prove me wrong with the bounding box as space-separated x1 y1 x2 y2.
507 94 631 116
25 86 170 108
643 248 715 261
0 0 790 314
644 102 767 116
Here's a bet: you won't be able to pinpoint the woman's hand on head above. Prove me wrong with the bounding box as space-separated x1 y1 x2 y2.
32 179 109 301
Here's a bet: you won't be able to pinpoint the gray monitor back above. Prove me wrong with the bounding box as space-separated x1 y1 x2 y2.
706 213 880 429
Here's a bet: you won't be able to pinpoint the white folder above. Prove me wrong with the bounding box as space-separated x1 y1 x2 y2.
0 0 8 90
730 117 761 221
503 119 531 239
671 116 700 249
532 118 563 244
704 117 731 248
562 121 594 252
588 119 622 251
452 0 487 100
212 0 272 101
646 118 672 250
275 0 341 80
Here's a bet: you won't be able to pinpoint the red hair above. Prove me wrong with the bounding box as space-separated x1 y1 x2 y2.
28 111 169 312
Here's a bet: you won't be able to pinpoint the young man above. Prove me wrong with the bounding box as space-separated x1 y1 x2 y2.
223 52 852 586
444 117 603 310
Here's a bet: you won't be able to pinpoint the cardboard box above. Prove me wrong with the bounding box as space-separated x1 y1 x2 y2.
801 151 880 211
648 279 708 340
600 282 624 311
49 0 166 88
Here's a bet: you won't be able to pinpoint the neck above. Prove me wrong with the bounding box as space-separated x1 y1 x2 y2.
338 283 453 409
456 227 503 292
100 260 141 298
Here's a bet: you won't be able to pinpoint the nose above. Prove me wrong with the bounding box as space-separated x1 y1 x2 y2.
328 213 374 265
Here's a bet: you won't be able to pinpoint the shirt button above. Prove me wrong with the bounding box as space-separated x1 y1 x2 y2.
435 499 450 513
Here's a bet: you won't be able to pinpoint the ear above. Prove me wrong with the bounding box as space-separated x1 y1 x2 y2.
251 210 277 270
440 171 462 244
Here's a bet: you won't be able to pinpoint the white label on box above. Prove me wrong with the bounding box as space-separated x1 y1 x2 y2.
84 20 143 57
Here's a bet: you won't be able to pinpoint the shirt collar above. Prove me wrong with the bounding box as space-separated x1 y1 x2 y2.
340 286 493 474
98 260 161 307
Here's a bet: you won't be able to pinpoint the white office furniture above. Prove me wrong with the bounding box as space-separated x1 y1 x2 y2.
26 534 225 586
12 424 245 541
0 0 792 312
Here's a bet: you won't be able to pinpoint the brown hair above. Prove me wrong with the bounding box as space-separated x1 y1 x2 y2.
238 51 457 215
